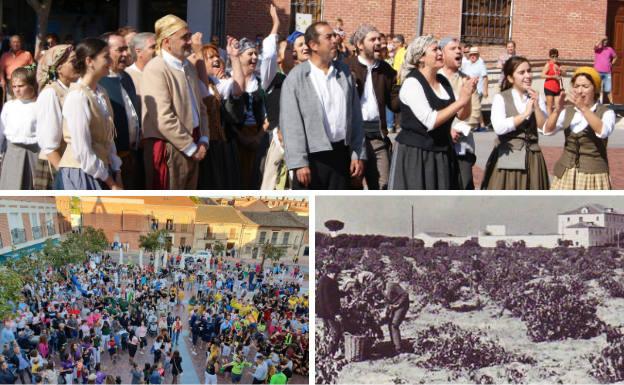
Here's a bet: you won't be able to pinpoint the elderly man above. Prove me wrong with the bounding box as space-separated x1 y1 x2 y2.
281 21 366 190
100 33 143 189
126 32 156 98
141 15 209 189
0 35 34 98
439 37 480 189
346 24 399 190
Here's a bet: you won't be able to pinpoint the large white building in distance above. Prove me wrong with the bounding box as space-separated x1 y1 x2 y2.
416 204 624 248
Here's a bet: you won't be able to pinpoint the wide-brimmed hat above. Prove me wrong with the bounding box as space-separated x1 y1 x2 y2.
468 47 480 55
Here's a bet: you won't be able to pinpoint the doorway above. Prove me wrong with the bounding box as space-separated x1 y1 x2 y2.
608 0 624 104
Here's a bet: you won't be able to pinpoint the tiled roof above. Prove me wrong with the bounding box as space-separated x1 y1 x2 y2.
242 211 308 229
560 204 623 215
195 205 256 225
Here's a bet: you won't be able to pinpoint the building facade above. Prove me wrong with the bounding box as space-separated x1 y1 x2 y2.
415 204 624 248
78 196 198 251
193 205 259 256
242 211 309 260
0 197 62 258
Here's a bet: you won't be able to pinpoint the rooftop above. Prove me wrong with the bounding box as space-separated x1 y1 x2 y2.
195 205 256 225
560 204 624 215
242 211 308 229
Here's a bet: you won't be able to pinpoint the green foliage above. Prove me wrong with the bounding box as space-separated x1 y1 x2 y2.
4 252 45 283
0 267 23 321
213 240 225 256
139 229 169 252
42 227 108 268
260 242 287 270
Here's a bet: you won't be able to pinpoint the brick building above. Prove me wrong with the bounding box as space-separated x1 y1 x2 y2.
225 0 608 63
77 196 198 251
0 197 62 259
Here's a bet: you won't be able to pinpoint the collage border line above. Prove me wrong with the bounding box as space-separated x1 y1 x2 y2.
2 188 624 385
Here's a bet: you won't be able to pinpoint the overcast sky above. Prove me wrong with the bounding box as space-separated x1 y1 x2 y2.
316 196 624 237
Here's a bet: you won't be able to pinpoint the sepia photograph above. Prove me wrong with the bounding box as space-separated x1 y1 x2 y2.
316 196 624 384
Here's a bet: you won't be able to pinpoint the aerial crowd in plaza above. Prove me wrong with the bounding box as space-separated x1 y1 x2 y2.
0 252 309 384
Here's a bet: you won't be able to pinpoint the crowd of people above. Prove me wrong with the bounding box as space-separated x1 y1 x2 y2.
0 252 309 384
0 4 616 190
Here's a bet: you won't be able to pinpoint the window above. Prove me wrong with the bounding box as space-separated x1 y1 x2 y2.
180 223 189 233
567 217 570 222
166 219 174 231
8 213 25 244
259 231 267 244
30 213 42 240
180 237 186 246
290 0 323 32
45 213 55 235
461 0 512 45
151 218 159 230
283 232 290 245
271 232 279 244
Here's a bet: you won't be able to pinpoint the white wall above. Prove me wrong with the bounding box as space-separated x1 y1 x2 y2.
485 225 506 236
478 234 560 248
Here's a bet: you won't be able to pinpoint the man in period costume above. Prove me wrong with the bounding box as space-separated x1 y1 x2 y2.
141 15 209 189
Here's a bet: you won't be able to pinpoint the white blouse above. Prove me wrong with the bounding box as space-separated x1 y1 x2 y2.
62 82 122 181
541 103 615 139
399 76 451 131
209 76 234 100
491 88 547 136
260 33 279 91
0 99 38 146
36 80 68 155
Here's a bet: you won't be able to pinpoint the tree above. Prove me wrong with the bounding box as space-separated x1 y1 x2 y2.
324 220 344 238
213 241 225 257
139 229 169 252
260 242 287 271
4 251 45 283
0 267 24 321
42 227 108 268
26 0 53 57
81 227 108 254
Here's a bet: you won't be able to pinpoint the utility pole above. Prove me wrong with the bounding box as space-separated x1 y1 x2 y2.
411 205 415 240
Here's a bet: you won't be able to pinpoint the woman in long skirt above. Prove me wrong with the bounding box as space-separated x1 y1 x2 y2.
544 66 615 189
35 44 79 189
481 56 550 190
0 66 40 189
388 35 476 190
56 38 123 190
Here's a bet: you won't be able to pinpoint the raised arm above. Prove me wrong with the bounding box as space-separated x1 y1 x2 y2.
227 36 245 98
260 3 280 90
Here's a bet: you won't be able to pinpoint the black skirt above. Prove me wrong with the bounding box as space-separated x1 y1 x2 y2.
388 142 458 190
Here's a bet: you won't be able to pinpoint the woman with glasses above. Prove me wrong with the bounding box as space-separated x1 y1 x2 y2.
542 48 565 114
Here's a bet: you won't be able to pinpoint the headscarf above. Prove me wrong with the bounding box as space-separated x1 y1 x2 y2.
238 38 257 54
573 66 602 94
155 14 188 54
36 44 73 91
286 31 304 45
399 34 436 83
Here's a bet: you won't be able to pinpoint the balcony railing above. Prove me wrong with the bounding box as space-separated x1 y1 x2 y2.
47 224 56 236
11 228 26 244
32 226 43 240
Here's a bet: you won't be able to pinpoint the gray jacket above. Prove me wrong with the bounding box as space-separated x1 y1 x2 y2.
280 60 366 170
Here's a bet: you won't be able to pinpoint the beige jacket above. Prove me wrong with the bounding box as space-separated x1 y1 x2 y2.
141 54 209 152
